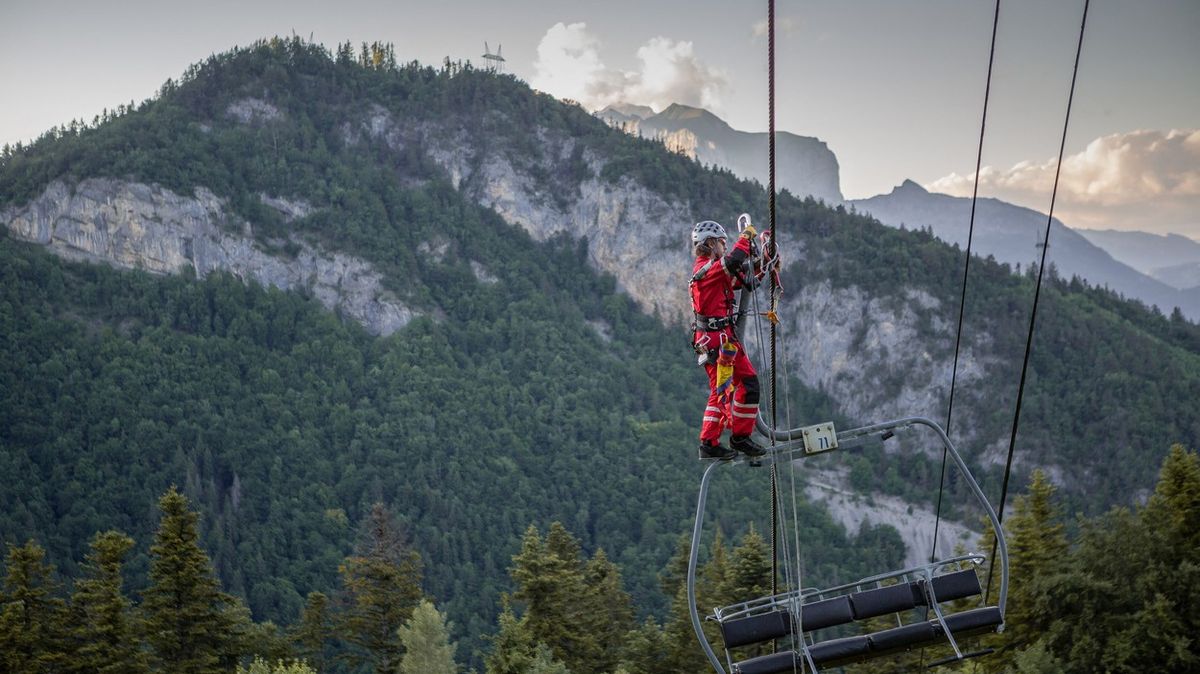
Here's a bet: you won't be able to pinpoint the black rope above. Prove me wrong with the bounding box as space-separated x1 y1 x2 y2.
985 0 1090 604
930 0 1001 565
766 0 781 634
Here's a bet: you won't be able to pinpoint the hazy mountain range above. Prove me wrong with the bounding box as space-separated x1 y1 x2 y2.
850 181 1200 320
600 103 1200 320
1076 229 1200 291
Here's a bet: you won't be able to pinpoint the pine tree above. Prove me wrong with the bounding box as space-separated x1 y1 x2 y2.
616 618 668 674
661 581 710 674
702 529 732 608
509 523 591 671
526 644 572 674
336 502 424 674
397 599 458 674
1147 444 1200 549
1013 446 1200 672
658 534 716 674
484 603 539 674
68 531 149 674
141 486 240 674
725 526 772 610
579 548 635 673
0 540 69 673
993 470 1068 665
242 616 295 666
291 592 331 672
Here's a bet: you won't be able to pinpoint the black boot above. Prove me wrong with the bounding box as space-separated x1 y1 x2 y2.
698 440 736 460
730 435 767 457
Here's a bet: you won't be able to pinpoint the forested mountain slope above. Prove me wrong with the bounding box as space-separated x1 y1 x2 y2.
0 40 897 658
2 37 1199 657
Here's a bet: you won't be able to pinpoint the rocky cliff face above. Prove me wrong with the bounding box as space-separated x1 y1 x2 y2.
3 105 994 555
804 466 979 568
4 106 994 443
598 103 845 205
0 178 415 336
356 107 998 472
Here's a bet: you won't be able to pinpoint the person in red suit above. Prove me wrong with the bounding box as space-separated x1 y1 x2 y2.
690 220 768 460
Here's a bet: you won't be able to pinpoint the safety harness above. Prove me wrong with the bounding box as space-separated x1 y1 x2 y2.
690 254 748 360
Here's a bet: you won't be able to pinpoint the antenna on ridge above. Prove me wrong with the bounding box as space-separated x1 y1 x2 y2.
482 41 506 73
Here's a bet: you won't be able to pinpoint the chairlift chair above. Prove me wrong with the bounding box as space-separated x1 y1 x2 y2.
688 417 1009 674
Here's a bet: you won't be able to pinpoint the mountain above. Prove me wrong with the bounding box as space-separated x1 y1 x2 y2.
1077 228 1200 290
595 102 655 126
850 180 1200 320
594 102 1200 322
3 37 1200 661
597 102 844 205
1154 261 1200 292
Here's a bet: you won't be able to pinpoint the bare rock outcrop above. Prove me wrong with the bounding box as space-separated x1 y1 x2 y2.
802 466 980 568
1 179 415 336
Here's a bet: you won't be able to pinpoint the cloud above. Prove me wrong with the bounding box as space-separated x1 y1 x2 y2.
926 129 1200 235
751 17 800 38
530 22 728 113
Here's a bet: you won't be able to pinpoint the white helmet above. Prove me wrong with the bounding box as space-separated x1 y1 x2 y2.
692 220 727 246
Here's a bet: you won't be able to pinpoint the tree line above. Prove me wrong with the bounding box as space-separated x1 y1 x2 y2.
2 487 456 674
5 446 1196 673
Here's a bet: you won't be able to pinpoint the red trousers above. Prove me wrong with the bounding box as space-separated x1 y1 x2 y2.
699 341 759 443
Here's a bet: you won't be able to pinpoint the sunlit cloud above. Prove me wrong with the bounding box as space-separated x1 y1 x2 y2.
531 22 728 113
926 129 1200 235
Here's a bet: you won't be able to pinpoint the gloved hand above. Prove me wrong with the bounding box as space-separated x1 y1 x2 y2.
741 224 757 239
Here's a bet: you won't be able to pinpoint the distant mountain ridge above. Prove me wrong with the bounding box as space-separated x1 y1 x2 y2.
1077 229 1200 291
850 181 1200 320
597 103 1200 321
597 102 844 205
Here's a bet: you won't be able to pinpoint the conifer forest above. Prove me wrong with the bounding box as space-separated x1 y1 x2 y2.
1 38 1197 672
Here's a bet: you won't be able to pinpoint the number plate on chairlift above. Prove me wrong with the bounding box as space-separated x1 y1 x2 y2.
801 422 838 454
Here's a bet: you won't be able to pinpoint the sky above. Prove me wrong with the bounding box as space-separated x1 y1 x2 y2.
1 0 1197 236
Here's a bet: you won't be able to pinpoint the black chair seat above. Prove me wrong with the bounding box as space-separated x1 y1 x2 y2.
869 620 940 651
718 571 995 660
719 596 854 649
924 569 983 604
809 635 871 665
802 595 854 631
721 611 790 649
944 606 1003 635
806 606 1003 666
848 582 920 620
731 651 797 674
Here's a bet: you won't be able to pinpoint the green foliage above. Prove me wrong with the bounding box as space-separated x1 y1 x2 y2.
1 34 1198 672
483 603 542 674
972 447 1200 673
580 549 635 673
508 523 615 674
991 470 1069 663
335 503 423 674
236 657 317 674
397 600 459 674
0 540 69 673
142 487 244 674
616 618 669 674
291 592 332 672
69 531 149 674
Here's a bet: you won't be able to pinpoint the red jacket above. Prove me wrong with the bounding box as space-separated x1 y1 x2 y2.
691 236 752 346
